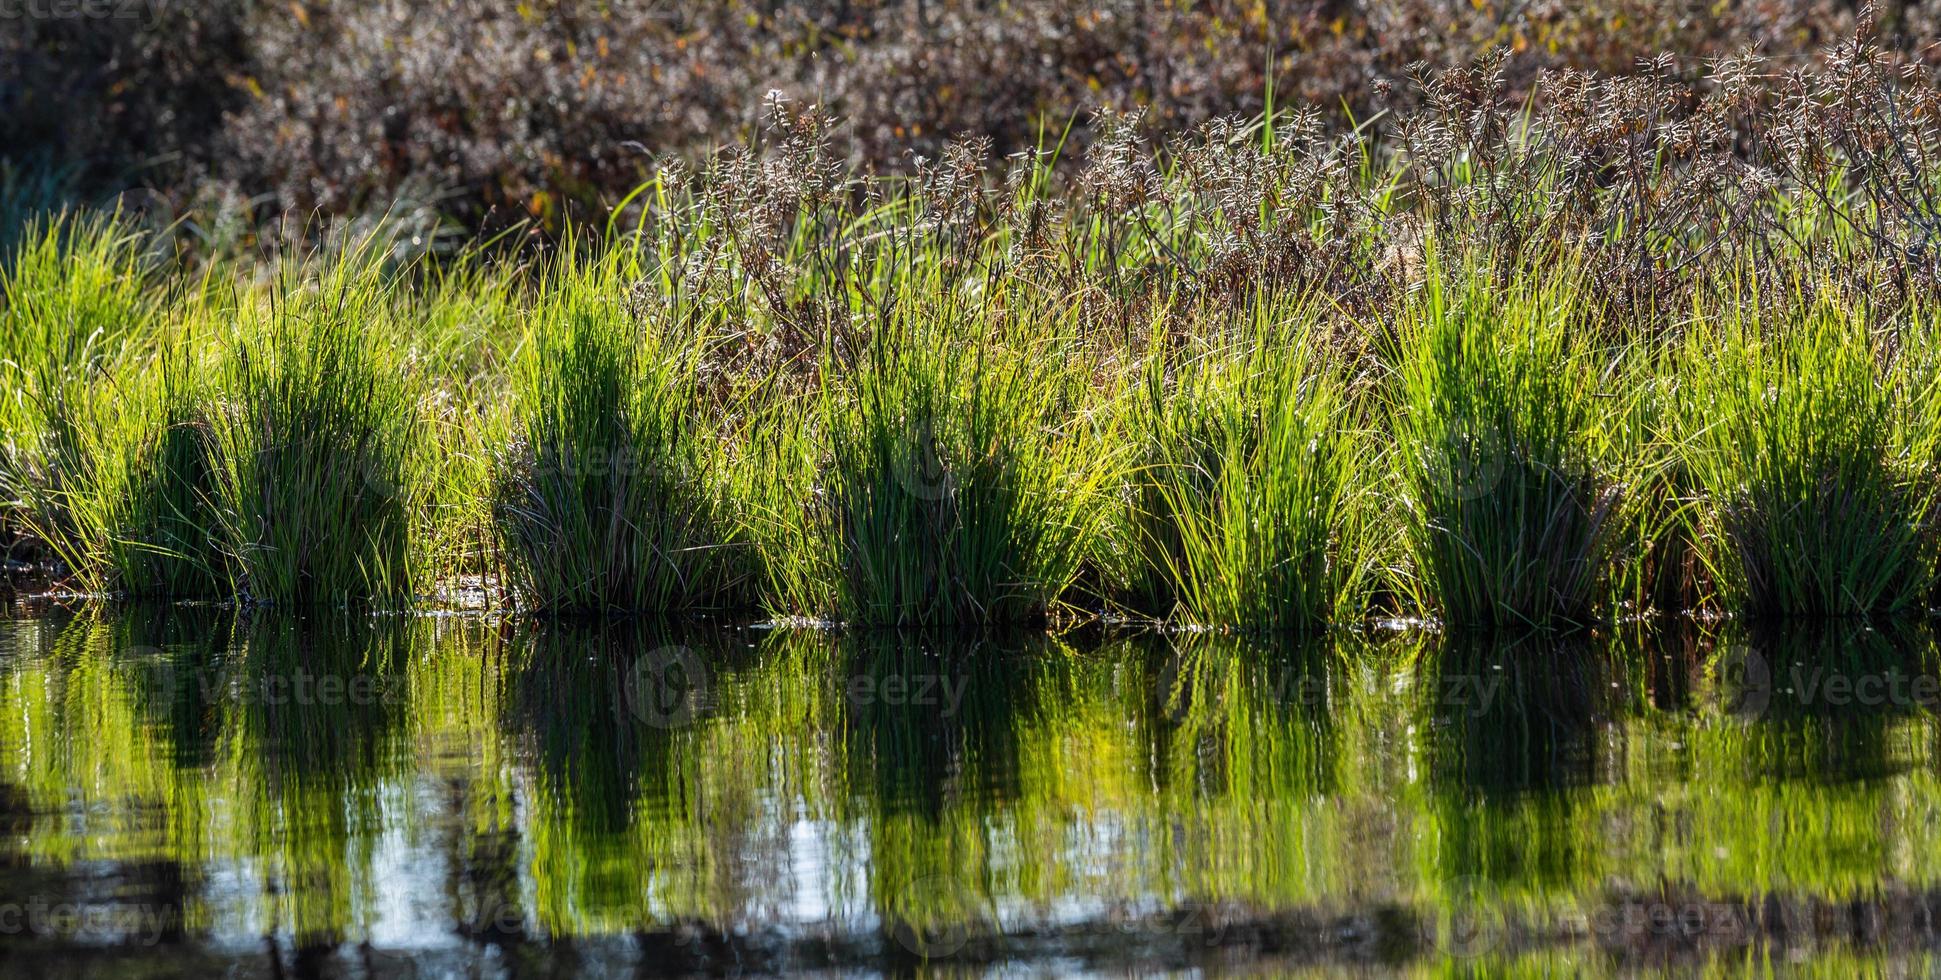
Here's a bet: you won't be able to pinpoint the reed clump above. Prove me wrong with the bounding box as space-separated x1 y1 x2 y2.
1 214 160 567
815 320 1101 628
1394 264 1624 629
1118 322 1368 631
74 345 229 598
491 257 745 615
209 259 422 606
0 214 230 596
1681 295 1940 618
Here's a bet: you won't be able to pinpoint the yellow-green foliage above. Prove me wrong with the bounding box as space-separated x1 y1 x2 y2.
209 253 425 605
492 252 748 614
815 312 1106 627
1681 288 1941 617
1394 260 1625 628
10 150 1941 629
1117 312 1370 630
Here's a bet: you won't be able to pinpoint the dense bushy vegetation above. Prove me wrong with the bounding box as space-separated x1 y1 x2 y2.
6 0 1941 234
210 258 424 605
10 19 1941 628
1119 321 1367 630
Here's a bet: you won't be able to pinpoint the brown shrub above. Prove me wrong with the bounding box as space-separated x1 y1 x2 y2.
5 0 1937 231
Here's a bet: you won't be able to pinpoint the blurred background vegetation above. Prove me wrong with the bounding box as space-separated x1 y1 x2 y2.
6 0 1936 238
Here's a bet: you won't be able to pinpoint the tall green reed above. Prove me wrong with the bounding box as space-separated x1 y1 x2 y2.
0 212 165 577
733 396 827 618
1395 262 1623 628
210 255 422 605
410 263 521 581
1118 318 1368 630
102 340 229 597
1609 348 1708 617
1681 292 1939 618
34 341 229 597
492 254 745 614
816 316 1103 627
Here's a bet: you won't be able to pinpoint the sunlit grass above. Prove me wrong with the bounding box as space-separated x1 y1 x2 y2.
1680 289 1940 618
0 212 163 575
209 251 423 605
491 252 748 614
1393 259 1625 628
5 161 1941 630
1117 311 1370 630
814 312 1105 627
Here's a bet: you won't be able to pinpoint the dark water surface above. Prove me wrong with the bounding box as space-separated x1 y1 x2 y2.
2 603 1939 977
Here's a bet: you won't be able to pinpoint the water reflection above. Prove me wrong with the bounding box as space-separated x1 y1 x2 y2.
0 611 1939 974
1418 629 1631 799
839 630 1049 819
1709 619 1938 784
1138 632 1341 804
1415 628 1634 936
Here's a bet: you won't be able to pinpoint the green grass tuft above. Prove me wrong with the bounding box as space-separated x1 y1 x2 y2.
1120 319 1368 630
1681 292 1938 618
210 257 422 605
0 212 175 586
818 320 1101 627
1395 261 1623 628
34 342 231 598
100 346 230 597
492 255 745 614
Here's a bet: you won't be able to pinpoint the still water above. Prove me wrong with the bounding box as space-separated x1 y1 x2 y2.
1 603 1938 977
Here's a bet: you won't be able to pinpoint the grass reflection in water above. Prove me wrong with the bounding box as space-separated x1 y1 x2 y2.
0 611 1938 974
